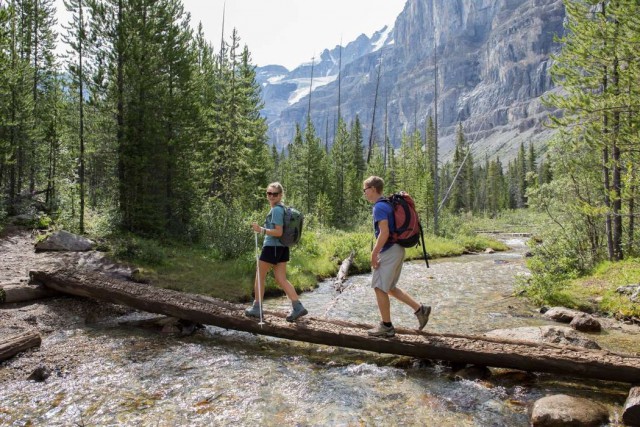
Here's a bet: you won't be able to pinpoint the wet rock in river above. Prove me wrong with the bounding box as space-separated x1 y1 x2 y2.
623 386 640 426
452 365 492 381
27 365 51 382
531 394 609 427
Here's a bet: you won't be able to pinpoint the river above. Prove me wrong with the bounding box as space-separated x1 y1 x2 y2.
0 237 637 426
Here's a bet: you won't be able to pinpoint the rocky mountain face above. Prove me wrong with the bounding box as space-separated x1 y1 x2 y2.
258 0 565 162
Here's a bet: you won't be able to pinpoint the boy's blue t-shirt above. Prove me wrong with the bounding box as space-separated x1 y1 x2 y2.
373 198 395 252
264 204 285 247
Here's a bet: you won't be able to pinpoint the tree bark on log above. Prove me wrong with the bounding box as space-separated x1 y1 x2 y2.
1 283 59 303
623 386 640 426
30 268 640 384
0 330 41 362
334 251 354 292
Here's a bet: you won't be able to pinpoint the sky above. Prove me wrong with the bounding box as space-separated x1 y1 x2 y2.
54 0 407 70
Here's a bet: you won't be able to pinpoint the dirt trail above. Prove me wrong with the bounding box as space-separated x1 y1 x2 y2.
0 226 69 285
0 226 135 382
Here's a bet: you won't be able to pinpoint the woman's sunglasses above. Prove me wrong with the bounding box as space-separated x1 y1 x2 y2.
266 192 280 197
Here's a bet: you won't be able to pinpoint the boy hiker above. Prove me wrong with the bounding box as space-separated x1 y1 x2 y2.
362 176 431 337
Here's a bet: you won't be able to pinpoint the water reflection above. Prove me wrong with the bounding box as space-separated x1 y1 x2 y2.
0 237 635 426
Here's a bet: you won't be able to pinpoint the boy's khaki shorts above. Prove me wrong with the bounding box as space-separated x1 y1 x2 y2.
371 244 405 292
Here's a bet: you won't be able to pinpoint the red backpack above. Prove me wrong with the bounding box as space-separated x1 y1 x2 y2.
378 191 430 267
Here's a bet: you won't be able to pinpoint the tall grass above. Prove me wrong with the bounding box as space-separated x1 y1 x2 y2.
100 221 506 303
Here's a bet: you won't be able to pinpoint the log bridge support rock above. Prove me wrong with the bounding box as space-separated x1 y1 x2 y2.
29 268 640 384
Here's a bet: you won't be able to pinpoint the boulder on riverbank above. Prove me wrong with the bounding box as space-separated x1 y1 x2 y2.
617 285 640 303
531 394 609 426
569 313 601 332
543 307 602 333
35 230 94 252
543 307 582 323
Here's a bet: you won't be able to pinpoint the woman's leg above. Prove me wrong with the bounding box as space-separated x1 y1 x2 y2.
254 260 272 303
272 262 300 301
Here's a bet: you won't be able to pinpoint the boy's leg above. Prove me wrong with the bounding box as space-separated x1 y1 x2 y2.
369 288 395 337
388 287 420 312
374 287 392 323
389 287 431 330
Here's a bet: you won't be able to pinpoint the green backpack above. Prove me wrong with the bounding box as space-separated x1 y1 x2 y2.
277 204 304 246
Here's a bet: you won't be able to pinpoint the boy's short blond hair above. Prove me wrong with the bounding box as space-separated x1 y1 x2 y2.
363 176 384 193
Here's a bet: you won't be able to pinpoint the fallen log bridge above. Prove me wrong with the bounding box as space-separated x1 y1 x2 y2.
30 268 640 384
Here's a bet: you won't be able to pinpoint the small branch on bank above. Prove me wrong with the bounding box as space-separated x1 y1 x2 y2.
0 330 41 362
334 251 355 293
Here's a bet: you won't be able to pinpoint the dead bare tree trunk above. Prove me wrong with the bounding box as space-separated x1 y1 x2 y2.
0 283 59 303
333 251 354 292
366 54 382 164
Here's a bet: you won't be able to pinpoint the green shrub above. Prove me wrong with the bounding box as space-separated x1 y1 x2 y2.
516 236 582 305
35 213 53 229
192 198 254 260
111 235 166 265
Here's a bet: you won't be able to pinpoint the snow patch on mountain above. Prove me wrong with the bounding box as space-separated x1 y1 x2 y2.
288 75 338 105
371 25 393 52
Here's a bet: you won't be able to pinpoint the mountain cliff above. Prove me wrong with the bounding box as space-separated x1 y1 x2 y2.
258 0 565 161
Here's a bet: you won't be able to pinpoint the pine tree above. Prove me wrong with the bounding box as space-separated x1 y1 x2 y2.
234 45 269 210
3 0 35 213
303 117 327 215
449 123 468 213
62 0 89 232
329 117 349 226
546 0 640 261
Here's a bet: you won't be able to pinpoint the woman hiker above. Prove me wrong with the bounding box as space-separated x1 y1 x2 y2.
363 175 431 337
246 182 308 322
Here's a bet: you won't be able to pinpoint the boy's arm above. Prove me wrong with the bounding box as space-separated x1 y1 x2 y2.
371 219 390 269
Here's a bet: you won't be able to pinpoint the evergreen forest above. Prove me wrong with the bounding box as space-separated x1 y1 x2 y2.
1 0 640 310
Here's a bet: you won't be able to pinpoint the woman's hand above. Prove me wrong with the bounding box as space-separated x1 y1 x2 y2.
251 222 262 233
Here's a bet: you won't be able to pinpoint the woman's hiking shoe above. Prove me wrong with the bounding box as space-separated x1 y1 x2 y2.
245 302 262 318
367 322 395 337
286 301 308 322
415 304 431 330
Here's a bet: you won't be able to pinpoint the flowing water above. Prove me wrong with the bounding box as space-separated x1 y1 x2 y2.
1 237 638 426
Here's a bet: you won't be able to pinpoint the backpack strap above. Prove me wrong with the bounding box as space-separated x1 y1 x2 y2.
266 203 286 229
419 222 429 268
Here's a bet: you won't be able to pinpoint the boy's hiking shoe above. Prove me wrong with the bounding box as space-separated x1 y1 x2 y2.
415 304 431 330
245 302 261 318
367 322 395 338
286 301 308 322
